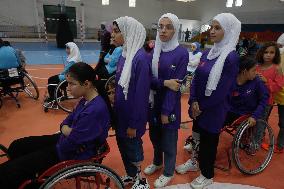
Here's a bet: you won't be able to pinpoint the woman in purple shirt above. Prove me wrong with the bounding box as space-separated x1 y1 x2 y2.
0 62 110 189
143 13 188 188
186 13 241 189
112 16 152 188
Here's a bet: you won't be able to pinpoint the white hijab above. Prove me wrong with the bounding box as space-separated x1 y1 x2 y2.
115 16 146 99
277 33 284 54
277 33 284 73
65 42 82 63
205 13 241 96
152 13 180 78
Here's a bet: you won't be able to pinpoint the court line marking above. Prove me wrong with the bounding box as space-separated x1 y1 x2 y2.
26 68 63 71
30 76 48 80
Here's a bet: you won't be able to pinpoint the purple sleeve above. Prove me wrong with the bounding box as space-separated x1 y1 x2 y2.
129 56 151 129
252 78 269 119
60 112 75 128
161 53 188 116
188 72 198 118
151 76 164 90
199 53 240 110
58 110 106 154
189 72 198 105
60 99 84 128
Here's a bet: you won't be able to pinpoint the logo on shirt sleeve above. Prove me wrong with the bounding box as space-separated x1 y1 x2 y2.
199 61 205 67
232 91 239 96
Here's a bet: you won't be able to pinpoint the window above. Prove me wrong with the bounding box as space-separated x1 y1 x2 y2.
102 0 109 6
235 0 242 7
226 0 233 7
129 0 136 7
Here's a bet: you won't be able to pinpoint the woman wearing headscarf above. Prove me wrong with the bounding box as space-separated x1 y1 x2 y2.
112 16 152 188
44 42 82 104
187 42 202 75
188 13 241 189
143 13 189 188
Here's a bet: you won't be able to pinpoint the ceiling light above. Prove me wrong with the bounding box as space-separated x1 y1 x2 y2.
176 0 196 2
129 0 136 7
102 0 109 6
235 0 242 6
226 0 233 7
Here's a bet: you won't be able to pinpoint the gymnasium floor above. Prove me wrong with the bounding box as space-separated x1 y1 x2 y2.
0 42 284 189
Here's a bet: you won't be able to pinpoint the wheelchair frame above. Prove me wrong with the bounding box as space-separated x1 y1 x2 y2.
0 68 39 108
215 115 274 174
0 142 123 189
44 75 116 113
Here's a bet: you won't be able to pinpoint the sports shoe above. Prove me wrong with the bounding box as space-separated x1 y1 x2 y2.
261 142 270 151
190 174 213 189
154 175 172 188
274 146 284 153
184 142 192 151
263 143 284 153
131 178 150 189
143 164 162 175
175 159 199 174
120 175 136 186
184 136 194 151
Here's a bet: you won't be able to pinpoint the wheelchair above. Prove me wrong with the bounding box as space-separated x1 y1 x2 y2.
43 74 116 113
0 67 39 108
185 115 274 175
43 79 80 113
0 142 124 189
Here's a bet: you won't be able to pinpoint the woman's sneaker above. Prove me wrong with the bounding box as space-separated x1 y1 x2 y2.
175 159 199 174
143 164 162 175
184 136 193 152
131 178 150 189
120 175 136 186
154 175 172 188
190 174 213 189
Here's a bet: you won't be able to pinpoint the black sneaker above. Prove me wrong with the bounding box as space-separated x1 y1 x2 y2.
120 175 135 186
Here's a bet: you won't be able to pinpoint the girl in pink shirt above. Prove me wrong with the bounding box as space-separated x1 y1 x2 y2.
256 42 283 114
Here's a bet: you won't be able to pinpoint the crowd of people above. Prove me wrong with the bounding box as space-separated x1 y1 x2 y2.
1 11 284 189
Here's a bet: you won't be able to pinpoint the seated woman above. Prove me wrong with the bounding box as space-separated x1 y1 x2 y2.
44 42 82 104
96 41 122 79
187 42 202 75
0 62 111 189
224 57 269 128
0 38 20 69
176 57 269 174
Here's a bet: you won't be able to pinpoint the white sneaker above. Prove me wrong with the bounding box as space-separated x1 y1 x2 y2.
120 175 136 186
190 174 213 189
184 142 193 151
175 159 199 174
131 178 150 189
154 175 172 188
143 164 162 175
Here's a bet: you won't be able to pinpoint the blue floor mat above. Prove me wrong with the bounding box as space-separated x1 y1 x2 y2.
11 42 101 65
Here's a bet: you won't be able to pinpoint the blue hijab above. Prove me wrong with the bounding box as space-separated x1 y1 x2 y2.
191 42 201 55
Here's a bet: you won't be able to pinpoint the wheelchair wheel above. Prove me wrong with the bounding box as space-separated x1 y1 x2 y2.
104 75 116 91
40 162 124 189
180 74 192 94
22 72 39 100
232 120 274 175
0 144 9 162
55 80 79 113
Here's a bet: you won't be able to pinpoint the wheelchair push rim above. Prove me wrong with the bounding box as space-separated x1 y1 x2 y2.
232 120 274 175
0 144 9 160
22 72 39 100
55 80 79 113
40 162 124 189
